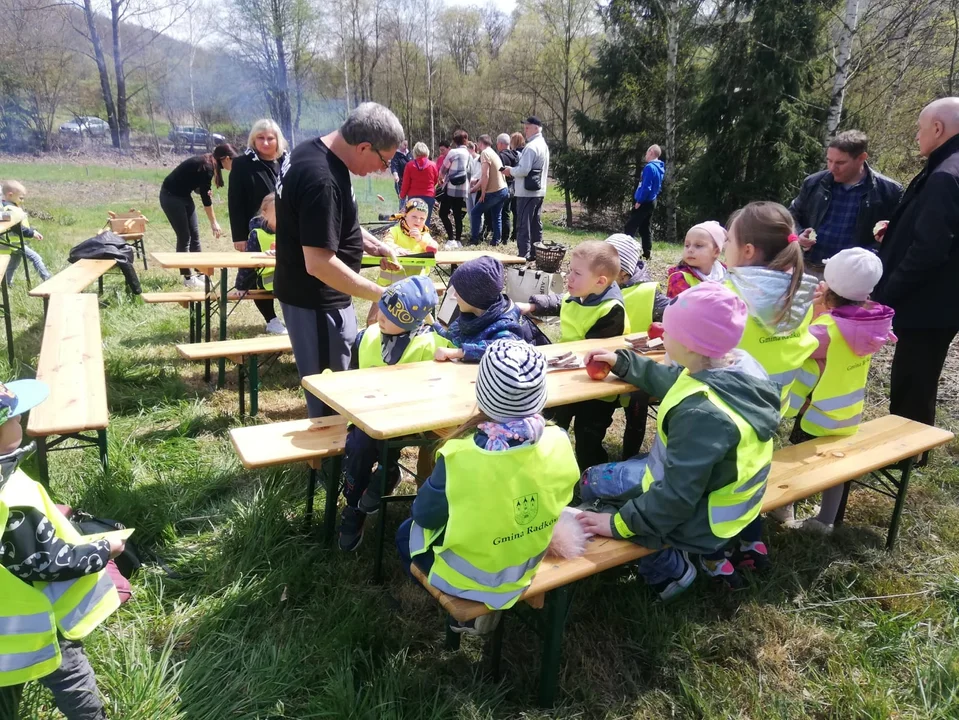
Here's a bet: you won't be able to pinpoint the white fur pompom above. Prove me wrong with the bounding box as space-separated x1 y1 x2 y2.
547 511 588 559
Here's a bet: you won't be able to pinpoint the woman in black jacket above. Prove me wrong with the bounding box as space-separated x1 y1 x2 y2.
228 119 289 334
160 143 238 288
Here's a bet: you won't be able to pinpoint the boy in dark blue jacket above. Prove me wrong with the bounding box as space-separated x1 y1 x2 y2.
624 146 665 259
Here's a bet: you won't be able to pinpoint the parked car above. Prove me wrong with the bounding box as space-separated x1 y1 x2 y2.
168 125 226 146
58 116 109 137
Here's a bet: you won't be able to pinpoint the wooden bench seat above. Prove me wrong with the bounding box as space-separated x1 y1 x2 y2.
26 294 109 484
177 335 292 416
411 414 954 707
29 259 117 308
142 289 275 307
230 417 349 541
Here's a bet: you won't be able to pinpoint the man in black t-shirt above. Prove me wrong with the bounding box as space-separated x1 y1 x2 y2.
275 102 406 417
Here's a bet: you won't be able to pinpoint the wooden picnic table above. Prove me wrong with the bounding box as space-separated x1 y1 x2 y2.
302 336 652 441
0 206 31 288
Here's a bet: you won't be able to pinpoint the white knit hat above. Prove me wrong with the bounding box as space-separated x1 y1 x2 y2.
605 234 641 275
476 340 548 422
824 247 883 302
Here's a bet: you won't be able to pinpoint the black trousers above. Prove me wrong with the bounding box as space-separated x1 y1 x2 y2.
253 275 277 322
548 399 616 471
159 188 201 277
889 326 958 427
624 202 655 259
438 196 466 244
622 390 652 460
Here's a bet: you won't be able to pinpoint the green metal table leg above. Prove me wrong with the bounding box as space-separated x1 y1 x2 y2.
249 355 259 417
204 276 212 382
321 455 342 544
1 276 13 366
17 227 30 290
373 440 391 583
35 436 49 487
217 268 228 388
97 275 103 295
490 612 505 680
97 429 108 473
538 586 570 708
445 624 462 651
237 362 246 417
887 458 914 551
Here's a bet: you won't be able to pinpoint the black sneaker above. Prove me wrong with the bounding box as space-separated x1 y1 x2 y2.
338 506 366 552
648 551 697 602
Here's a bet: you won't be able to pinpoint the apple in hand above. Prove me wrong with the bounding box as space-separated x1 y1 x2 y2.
586 359 611 380
648 322 665 339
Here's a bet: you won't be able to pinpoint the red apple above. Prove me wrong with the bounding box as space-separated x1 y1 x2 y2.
586 359 611 380
648 322 665 339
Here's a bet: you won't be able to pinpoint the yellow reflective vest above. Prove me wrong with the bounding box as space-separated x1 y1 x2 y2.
784 314 871 436
621 281 659 334
559 292 630 343
249 227 275 291
410 427 579 609
614 371 772 540
377 225 435 287
0 469 120 687
358 325 451 368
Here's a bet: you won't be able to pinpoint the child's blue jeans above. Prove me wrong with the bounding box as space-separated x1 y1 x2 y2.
343 426 402 508
6 246 51 284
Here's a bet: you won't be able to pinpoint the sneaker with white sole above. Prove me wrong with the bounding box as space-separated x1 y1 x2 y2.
768 504 795 524
265 318 288 335
183 275 205 290
797 518 833 534
649 551 697 602
448 611 501 635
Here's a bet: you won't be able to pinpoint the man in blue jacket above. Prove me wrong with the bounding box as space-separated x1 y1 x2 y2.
625 145 665 260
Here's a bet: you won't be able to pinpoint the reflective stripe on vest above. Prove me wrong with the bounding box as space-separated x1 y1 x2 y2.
0 611 53 635
358 326 450 368
640 372 772 538
559 294 631 343
728 281 817 414
410 427 579 609
250 228 275 291
0 644 58 675
621 282 659 334
55 574 117 635
782 366 820 418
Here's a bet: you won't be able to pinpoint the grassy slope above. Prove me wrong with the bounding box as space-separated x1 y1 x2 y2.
2 159 958 720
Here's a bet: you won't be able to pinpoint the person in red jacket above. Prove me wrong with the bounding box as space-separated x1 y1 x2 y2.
401 142 439 225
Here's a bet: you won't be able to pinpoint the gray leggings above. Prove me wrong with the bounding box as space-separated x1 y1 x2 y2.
160 188 201 276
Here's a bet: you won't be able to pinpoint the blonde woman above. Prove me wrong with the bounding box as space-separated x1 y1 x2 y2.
228 118 289 334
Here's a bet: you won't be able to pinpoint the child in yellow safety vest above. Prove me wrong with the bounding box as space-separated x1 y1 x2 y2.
339 275 451 552
397 340 580 634
724 202 819 414
1 180 52 286
235 192 287 335
666 221 727 298
581 283 782 599
516 240 629 470
780 248 895 532
0 379 125 720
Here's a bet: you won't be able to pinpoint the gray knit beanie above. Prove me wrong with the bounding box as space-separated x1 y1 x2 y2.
475 340 548 422
605 233 641 275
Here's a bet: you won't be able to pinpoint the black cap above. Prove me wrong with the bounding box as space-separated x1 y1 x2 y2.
524 116 543 127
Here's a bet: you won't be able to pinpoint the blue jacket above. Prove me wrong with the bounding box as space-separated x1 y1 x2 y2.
435 295 536 362
634 160 665 204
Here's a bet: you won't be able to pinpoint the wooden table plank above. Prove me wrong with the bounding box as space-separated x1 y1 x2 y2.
230 417 349 469
28 259 116 298
176 335 292 361
302 337 652 440
27 294 108 436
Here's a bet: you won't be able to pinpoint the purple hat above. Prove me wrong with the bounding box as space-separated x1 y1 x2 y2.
449 256 505 311
662 283 747 358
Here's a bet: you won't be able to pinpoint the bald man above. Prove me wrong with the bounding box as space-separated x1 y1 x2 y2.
625 145 665 259
875 97 959 454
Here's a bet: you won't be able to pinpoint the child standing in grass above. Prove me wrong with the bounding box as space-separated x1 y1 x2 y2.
666 221 727 298
579 284 781 599
339 276 451 552
0 378 125 720
235 193 287 335
396 340 580 634
781 248 895 532
1 180 52 285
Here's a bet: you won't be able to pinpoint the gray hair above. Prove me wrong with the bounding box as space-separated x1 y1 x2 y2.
412 142 430 158
340 102 405 152
496 133 510 146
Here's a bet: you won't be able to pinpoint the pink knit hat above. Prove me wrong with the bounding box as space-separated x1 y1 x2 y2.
689 221 727 252
662 282 747 358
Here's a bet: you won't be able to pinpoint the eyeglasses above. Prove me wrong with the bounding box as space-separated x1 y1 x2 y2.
374 148 390 169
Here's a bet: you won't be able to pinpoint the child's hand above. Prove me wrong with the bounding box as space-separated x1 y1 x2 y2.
576 511 614 538
583 349 617 368
515 302 534 315
434 347 464 362
34 231 43 241
108 537 126 559
813 280 829 316
233 242 246 251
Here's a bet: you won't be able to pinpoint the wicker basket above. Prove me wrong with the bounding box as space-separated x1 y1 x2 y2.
533 240 568 273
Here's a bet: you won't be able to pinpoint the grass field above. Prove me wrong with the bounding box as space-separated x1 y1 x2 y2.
2 158 958 719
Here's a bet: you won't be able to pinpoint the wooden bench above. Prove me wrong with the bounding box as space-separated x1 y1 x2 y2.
29 259 117 312
26 294 109 484
176 335 292 416
106 209 148 270
143 289 277 344
230 416 349 542
411 415 954 707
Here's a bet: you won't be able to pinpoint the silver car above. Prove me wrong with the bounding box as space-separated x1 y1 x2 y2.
58 116 109 137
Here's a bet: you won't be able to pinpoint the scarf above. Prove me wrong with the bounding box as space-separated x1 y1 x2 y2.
477 414 546 451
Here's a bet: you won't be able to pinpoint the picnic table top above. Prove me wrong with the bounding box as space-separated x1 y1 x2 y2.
0 206 26 235
302 336 653 440
27 294 108 436
150 250 525 272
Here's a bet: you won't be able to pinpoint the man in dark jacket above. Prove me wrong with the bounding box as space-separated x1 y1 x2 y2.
789 130 902 277
875 97 959 448
390 140 413 210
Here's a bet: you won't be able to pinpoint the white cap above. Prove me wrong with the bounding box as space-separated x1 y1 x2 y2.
604 234 641 275
823 248 883 302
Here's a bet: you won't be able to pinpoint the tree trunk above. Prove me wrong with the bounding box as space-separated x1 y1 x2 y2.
273 2 294 143
664 0 680 243
111 1 129 150
82 0 119 148
824 0 860 141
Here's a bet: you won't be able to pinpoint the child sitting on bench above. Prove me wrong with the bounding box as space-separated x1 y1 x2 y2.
666 221 727 297
579 283 781 600
396 340 580 634
339 275 451 552
433 256 538 362
780 248 895 532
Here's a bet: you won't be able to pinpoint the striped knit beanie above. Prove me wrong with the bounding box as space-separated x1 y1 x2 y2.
476 340 548 422
605 234 641 275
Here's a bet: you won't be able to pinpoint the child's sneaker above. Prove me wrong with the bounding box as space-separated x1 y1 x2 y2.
700 555 745 591
448 611 501 636
338 506 366 551
729 541 771 573
265 318 287 335
357 489 381 515
768 504 794 524
649 551 697 602
797 518 833 535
